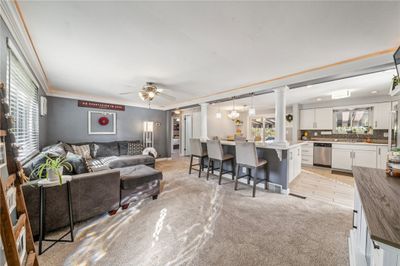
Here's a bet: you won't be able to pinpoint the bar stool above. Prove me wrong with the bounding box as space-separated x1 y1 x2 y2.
206 140 235 184
235 142 268 197
189 138 208 178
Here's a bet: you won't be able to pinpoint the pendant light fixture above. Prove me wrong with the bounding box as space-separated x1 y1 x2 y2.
248 93 256 116
227 97 240 120
216 102 222 119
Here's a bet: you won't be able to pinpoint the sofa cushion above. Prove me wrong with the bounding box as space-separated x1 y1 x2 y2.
66 152 88 174
23 153 48 180
72 144 92 159
93 142 119 158
119 165 162 190
108 155 155 169
42 143 66 157
118 140 140 155
86 156 118 172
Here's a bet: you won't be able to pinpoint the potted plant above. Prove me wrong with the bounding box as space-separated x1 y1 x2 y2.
31 154 72 185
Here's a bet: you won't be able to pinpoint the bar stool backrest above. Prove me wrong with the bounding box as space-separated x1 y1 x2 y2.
207 140 223 160
190 138 205 156
235 142 258 167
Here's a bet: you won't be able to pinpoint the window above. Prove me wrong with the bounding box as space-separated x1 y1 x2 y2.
7 46 39 162
249 115 276 142
333 107 372 134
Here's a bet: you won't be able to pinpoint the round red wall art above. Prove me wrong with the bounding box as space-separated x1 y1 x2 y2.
98 116 109 126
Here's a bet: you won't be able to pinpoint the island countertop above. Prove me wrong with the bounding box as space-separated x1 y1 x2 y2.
201 140 306 150
352 166 400 249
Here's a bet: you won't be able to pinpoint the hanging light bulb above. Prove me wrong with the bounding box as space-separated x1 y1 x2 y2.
228 98 240 120
248 93 256 116
216 102 222 119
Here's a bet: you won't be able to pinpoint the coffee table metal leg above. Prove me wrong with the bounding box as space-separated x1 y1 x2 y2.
39 186 45 255
67 181 74 242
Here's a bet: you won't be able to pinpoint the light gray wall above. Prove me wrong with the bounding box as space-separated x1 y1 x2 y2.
46 96 169 157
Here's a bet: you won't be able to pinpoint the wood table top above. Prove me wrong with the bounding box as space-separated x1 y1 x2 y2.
352 167 400 249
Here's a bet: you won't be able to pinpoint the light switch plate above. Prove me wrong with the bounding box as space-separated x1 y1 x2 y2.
242 167 247 174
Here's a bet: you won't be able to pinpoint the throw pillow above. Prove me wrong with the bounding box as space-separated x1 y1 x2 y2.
92 142 119 158
118 140 140 155
42 143 66 157
71 144 92 159
66 152 88 174
127 142 144 156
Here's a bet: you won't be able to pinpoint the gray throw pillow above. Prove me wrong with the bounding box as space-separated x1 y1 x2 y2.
42 143 66 157
66 152 88 174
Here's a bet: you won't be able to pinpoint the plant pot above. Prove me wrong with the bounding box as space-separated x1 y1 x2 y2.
47 167 63 182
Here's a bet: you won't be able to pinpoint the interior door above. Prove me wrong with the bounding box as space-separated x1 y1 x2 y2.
184 115 192 156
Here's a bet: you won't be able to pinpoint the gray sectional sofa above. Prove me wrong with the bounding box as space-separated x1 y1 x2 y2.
22 140 162 237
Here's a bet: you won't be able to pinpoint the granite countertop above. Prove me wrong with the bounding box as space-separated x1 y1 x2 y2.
201 140 306 150
352 167 400 249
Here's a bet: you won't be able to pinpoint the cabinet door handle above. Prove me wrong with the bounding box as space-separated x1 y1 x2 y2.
372 240 380 249
378 148 381 155
352 210 357 229
375 121 377 128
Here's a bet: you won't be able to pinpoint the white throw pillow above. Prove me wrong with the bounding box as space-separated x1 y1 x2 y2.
71 144 92 160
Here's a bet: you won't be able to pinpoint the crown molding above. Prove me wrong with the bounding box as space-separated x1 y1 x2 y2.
0 1 49 93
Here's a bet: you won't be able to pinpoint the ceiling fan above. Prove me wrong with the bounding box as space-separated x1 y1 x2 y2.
120 82 176 107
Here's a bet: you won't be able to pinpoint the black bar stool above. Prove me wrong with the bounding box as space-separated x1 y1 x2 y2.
234 142 268 197
188 138 208 178
206 140 234 184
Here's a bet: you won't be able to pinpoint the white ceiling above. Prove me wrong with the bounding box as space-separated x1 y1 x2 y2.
215 69 397 111
18 1 400 109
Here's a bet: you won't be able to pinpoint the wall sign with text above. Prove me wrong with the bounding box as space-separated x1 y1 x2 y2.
78 100 125 111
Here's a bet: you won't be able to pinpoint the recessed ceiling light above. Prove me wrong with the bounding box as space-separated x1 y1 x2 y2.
371 90 378 94
307 85 313 88
332 90 351 99
316 98 322 101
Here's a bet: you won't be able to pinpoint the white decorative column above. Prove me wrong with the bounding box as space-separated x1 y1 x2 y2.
292 103 299 142
274 86 289 147
200 103 208 140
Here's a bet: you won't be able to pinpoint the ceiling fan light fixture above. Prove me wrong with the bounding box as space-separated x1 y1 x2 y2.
138 91 146 101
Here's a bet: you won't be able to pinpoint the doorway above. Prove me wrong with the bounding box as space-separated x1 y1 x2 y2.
182 115 192 156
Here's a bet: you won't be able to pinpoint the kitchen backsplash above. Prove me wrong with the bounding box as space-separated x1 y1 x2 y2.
300 129 389 143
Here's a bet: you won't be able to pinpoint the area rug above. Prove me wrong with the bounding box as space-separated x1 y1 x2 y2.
38 160 351 266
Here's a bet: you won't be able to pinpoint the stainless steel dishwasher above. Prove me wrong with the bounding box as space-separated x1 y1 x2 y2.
313 143 332 167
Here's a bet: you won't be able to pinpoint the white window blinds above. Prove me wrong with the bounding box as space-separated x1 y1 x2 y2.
8 49 39 162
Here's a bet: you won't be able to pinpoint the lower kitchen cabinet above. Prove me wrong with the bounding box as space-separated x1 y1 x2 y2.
349 186 400 266
332 147 353 170
332 144 379 171
288 146 301 183
376 146 389 170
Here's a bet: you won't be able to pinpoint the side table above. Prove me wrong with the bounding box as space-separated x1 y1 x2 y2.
38 176 74 255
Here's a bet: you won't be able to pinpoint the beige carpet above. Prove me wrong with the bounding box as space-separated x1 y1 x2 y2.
38 158 351 266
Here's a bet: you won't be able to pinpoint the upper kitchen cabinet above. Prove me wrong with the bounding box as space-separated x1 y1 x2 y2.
300 108 333 130
373 102 391 129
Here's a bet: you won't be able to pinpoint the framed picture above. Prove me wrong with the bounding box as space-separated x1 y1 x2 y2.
16 226 26 264
40 96 47 116
88 111 116 135
6 186 16 214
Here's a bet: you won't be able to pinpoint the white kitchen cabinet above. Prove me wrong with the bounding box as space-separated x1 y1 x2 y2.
301 142 313 165
376 146 389 170
332 144 377 171
314 108 333 130
373 102 391 129
288 146 301 183
300 109 315 130
332 148 353 171
300 108 333 130
353 149 377 168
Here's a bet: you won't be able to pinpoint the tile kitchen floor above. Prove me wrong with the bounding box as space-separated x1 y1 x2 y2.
289 166 354 208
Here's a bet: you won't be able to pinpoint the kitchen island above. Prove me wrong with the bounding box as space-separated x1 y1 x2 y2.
201 140 306 193
350 167 400 265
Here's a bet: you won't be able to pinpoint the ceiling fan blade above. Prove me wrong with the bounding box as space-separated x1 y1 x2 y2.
119 92 136 95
